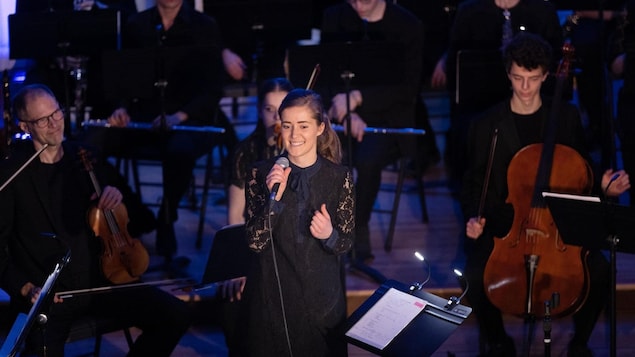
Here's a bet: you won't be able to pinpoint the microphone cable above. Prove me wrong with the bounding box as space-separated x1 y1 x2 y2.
267 202 294 357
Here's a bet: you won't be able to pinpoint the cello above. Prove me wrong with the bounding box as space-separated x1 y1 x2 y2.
482 43 592 320
79 148 150 284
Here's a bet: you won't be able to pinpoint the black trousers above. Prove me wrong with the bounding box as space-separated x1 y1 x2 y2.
23 286 191 356
346 134 404 259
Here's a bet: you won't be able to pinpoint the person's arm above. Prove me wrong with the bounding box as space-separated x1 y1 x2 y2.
228 184 246 225
222 48 247 81
0 160 35 299
430 52 448 89
460 105 514 239
323 169 354 254
245 163 284 252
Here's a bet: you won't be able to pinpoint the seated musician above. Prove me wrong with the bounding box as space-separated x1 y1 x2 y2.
0 84 190 356
85 0 230 265
320 0 423 264
437 0 564 191
461 32 630 356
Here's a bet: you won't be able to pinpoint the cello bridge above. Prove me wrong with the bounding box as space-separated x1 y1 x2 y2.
524 228 549 244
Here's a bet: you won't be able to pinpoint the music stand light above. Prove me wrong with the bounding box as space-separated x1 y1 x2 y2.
345 279 472 356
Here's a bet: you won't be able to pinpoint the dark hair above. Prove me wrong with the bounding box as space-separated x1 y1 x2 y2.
503 32 552 73
278 89 342 164
12 84 57 121
255 77 294 132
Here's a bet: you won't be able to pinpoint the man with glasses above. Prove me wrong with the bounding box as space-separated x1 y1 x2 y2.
0 84 191 356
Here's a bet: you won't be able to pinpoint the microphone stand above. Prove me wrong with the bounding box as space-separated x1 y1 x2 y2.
543 300 552 357
339 70 387 284
154 26 171 228
341 71 355 170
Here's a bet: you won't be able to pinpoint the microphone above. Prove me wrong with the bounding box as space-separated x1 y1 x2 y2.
445 268 469 310
269 157 290 201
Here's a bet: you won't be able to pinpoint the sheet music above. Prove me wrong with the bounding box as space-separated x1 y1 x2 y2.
346 287 427 350
541 191 601 203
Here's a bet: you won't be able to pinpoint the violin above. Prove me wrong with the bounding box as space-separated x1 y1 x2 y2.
482 43 591 319
79 148 150 284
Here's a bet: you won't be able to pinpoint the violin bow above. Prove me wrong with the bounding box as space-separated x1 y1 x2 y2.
477 128 498 219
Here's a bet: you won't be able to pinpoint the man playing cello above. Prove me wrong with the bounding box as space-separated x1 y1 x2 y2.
461 32 630 356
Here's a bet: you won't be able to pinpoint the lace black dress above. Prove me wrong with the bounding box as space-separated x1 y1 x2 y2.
244 155 354 357
229 128 280 191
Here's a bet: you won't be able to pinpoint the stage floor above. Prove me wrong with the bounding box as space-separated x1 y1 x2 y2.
3 91 635 356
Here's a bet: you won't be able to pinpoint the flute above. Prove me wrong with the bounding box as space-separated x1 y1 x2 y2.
331 124 425 136
82 119 226 134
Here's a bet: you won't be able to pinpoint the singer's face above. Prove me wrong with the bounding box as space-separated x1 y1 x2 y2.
261 90 287 137
18 93 65 149
280 106 325 167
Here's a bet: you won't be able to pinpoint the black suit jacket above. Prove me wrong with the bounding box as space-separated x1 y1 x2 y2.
460 99 592 250
0 142 112 312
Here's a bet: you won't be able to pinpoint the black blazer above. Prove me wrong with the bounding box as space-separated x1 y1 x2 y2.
0 141 110 311
460 99 591 244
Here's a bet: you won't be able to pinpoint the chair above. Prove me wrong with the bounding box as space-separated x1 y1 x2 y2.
118 141 224 250
66 316 133 357
375 157 429 252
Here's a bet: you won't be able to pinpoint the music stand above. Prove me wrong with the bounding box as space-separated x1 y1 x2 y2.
198 224 255 289
8 10 121 59
9 10 121 137
101 45 221 109
203 0 313 82
287 42 406 94
287 41 406 284
345 279 471 356
543 192 635 357
0 250 71 356
287 41 406 161
455 49 510 116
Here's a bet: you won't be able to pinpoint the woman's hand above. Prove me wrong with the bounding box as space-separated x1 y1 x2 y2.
266 164 291 201
310 204 334 239
217 276 247 302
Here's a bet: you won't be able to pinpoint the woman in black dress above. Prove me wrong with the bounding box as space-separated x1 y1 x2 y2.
244 89 354 356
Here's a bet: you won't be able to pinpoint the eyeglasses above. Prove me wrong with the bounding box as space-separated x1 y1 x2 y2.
22 108 65 128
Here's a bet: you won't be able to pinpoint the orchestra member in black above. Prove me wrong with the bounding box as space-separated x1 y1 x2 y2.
461 33 630 356
0 84 190 356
